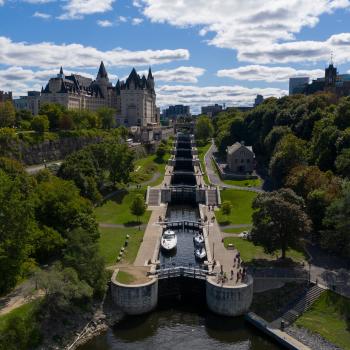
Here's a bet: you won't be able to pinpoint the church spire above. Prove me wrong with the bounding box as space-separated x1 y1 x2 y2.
147 67 153 80
97 61 108 79
57 66 65 78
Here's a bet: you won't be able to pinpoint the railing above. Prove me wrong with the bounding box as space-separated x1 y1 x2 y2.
156 266 208 280
164 220 203 230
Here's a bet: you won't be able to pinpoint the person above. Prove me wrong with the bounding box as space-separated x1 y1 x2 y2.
230 270 234 280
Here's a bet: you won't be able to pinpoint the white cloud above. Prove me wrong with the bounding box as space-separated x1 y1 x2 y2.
140 66 205 83
217 65 324 82
117 16 127 23
0 36 190 68
132 17 144 25
58 0 115 20
138 0 350 63
0 0 4 5
33 11 52 19
156 84 287 110
97 19 113 27
24 0 55 3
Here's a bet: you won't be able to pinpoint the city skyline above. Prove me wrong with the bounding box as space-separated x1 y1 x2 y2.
1 0 350 112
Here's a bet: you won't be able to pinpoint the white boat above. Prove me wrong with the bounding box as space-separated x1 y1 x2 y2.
194 247 206 260
161 229 177 251
193 233 204 246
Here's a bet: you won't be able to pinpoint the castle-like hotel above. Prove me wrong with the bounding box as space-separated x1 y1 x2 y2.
15 62 160 128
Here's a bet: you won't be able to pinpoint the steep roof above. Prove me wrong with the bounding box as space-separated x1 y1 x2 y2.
227 142 254 156
97 61 108 79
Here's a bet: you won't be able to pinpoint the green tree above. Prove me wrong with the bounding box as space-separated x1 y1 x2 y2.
59 113 74 130
130 194 146 225
31 115 49 133
108 143 134 185
0 101 16 127
97 107 115 130
63 228 106 297
335 148 350 178
335 97 350 130
195 115 214 145
156 143 167 159
321 182 350 257
221 200 232 218
39 103 65 130
0 170 34 293
251 188 312 259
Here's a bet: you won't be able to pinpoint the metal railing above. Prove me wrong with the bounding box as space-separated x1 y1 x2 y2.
156 266 208 280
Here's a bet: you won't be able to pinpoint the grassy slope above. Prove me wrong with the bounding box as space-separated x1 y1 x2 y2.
223 237 306 263
116 270 136 284
197 143 211 184
222 226 252 234
0 300 39 332
95 188 151 226
216 189 257 225
296 291 350 350
98 227 144 266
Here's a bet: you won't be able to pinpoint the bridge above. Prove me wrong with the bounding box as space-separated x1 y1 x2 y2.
156 266 209 280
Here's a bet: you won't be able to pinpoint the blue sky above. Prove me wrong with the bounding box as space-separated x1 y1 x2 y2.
1 0 350 112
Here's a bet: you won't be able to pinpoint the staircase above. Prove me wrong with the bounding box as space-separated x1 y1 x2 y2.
206 189 218 206
270 284 325 329
147 188 161 206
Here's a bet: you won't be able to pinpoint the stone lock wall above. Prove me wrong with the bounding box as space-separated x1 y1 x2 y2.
206 275 254 317
110 270 158 315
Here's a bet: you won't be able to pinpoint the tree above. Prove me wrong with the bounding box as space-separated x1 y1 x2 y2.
156 143 167 159
130 194 146 225
335 148 350 178
321 182 350 257
195 115 214 145
0 101 16 127
335 97 350 130
97 107 115 130
108 143 134 185
39 103 65 130
63 228 106 297
0 170 34 293
59 113 74 130
251 188 312 259
221 201 232 218
31 115 49 133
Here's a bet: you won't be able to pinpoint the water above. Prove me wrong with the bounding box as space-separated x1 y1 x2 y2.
159 205 203 268
78 302 283 350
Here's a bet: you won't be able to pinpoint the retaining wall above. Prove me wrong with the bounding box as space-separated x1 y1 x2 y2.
110 270 158 315
206 275 254 316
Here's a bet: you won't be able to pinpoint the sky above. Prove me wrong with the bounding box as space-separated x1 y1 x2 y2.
1 0 350 112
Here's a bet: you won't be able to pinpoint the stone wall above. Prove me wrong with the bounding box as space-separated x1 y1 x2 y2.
19 136 103 165
206 275 254 316
110 270 158 315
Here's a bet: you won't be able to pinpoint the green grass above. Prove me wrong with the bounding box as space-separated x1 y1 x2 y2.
222 226 252 234
217 189 257 225
116 270 136 284
296 291 350 350
223 178 262 187
0 299 40 332
95 188 151 226
99 227 145 265
223 237 307 263
131 152 169 186
197 142 211 184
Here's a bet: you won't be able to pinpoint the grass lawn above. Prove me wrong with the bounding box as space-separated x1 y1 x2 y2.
197 142 211 184
216 189 257 225
223 237 307 263
295 291 350 350
222 226 252 234
95 188 151 226
116 270 136 284
0 299 40 332
223 178 262 188
99 227 144 265
131 152 169 186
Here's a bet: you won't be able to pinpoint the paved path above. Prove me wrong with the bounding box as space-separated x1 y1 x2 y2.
220 224 253 229
25 160 62 174
204 141 264 193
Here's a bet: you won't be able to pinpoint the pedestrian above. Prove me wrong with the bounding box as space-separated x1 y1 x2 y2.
230 270 233 280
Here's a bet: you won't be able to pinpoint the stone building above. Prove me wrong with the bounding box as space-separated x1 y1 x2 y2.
117 68 158 127
226 142 255 174
0 91 12 103
13 91 40 115
36 63 159 128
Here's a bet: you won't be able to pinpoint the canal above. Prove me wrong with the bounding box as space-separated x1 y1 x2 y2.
78 133 283 349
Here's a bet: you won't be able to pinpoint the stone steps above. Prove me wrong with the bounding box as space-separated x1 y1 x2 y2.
270 284 325 328
207 189 218 206
148 189 161 206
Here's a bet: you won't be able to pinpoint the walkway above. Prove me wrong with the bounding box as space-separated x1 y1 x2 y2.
204 141 264 193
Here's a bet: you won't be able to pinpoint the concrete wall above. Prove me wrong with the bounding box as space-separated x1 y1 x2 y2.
110 270 158 315
206 275 254 316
